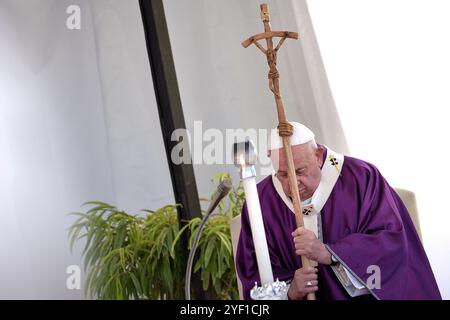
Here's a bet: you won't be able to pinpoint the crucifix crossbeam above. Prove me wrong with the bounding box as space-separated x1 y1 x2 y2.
241 31 298 49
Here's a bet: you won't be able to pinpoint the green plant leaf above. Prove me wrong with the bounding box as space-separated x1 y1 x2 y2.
129 272 142 298
203 239 215 268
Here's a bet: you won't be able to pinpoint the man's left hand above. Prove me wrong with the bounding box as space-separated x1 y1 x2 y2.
292 227 332 265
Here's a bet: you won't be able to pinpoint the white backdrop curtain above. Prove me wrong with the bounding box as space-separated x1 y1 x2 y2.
0 0 173 298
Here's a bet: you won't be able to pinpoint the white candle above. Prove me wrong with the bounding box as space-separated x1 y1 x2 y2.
241 168 274 286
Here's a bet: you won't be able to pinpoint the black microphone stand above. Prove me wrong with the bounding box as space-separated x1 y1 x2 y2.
185 179 232 300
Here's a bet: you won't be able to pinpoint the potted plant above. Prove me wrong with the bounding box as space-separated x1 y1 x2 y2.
68 173 244 300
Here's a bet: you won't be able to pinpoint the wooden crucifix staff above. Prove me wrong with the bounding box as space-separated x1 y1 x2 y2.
242 3 316 300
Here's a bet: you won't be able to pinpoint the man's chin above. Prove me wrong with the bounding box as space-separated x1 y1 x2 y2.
299 189 308 199
285 192 311 201
300 195 310 201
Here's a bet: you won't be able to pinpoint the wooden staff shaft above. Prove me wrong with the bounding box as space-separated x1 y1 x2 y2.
260 3 316 300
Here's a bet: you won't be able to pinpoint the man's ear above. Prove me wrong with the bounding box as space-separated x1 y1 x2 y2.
315 145 325 167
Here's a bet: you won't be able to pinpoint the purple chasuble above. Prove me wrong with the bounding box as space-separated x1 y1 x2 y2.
236 147 441 300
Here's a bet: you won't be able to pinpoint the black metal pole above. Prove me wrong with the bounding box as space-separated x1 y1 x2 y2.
138 0 205 299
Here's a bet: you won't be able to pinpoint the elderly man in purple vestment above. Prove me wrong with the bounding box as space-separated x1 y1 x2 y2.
236 122 441 300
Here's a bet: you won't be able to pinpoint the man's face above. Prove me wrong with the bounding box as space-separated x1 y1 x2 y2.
273 143 324 200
